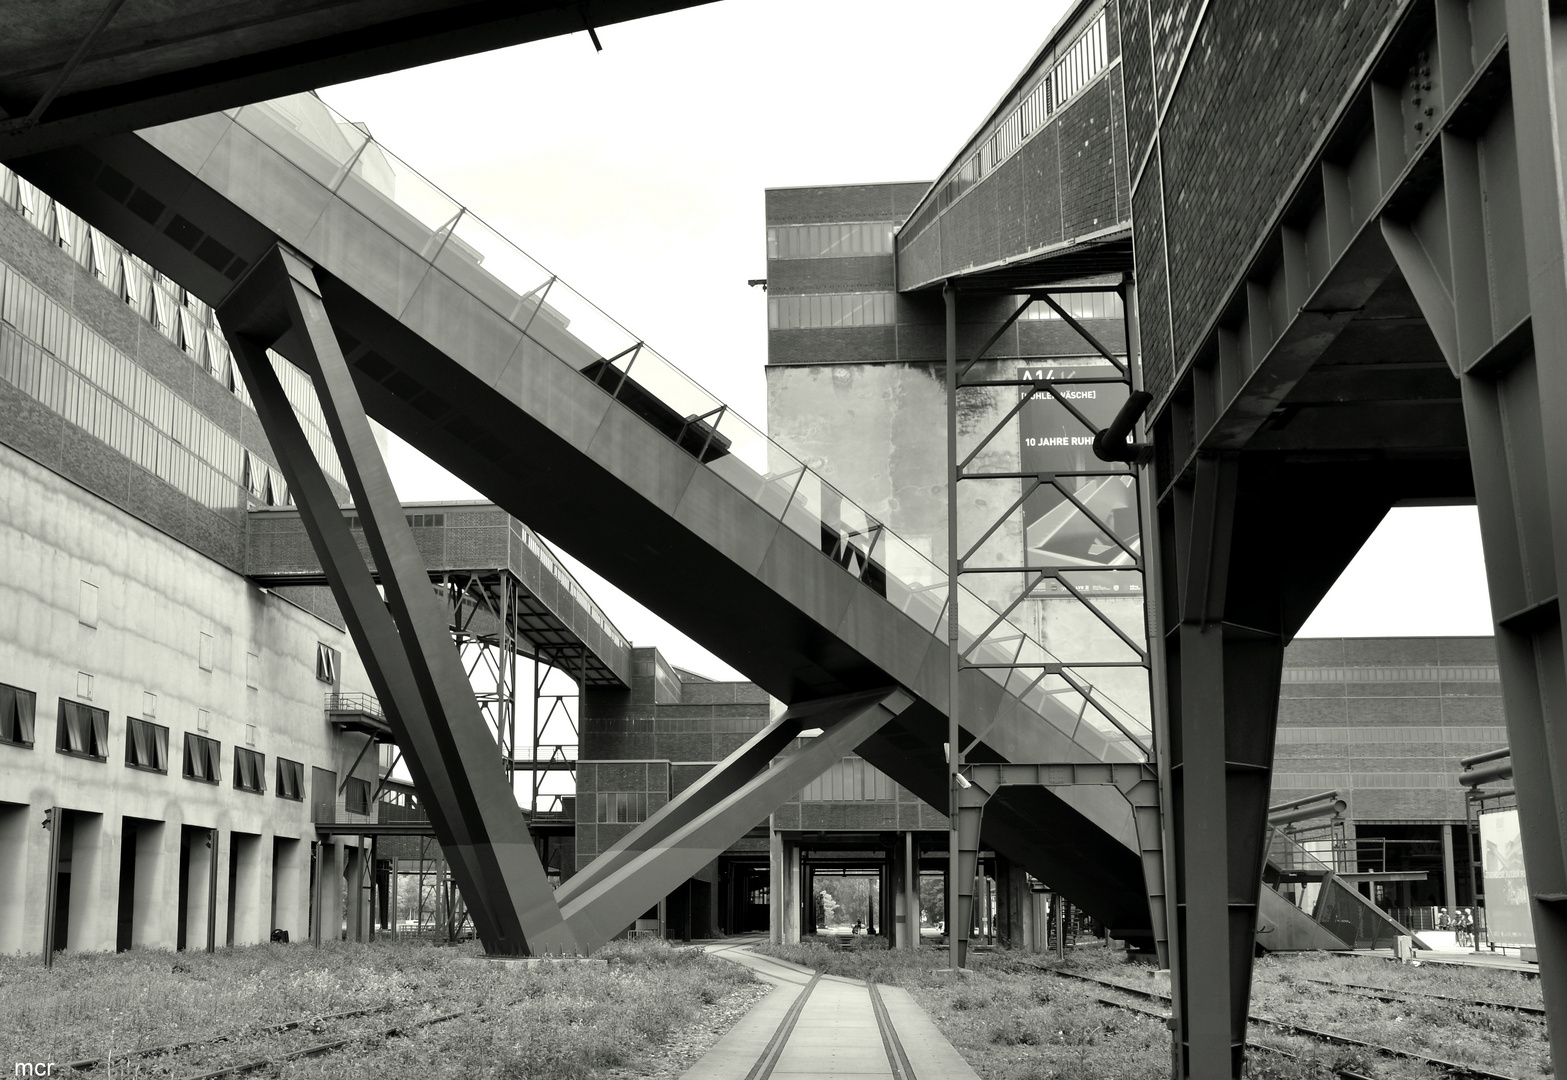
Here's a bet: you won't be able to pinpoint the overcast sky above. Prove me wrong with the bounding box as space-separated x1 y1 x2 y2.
318 1 1494 679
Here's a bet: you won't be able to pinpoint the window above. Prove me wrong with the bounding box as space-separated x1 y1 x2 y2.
57 699 109 760
234 747 265 794
276 757 305 800
79 580 98 627
316 643 339 684
183 732 222 783
125 717 169 772
767 292 896 330
766 223 894 260
596 791 649 824
0 682 37 747
345 776 371 815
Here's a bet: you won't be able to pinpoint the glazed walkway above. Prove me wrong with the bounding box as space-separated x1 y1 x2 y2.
682 940 980 1080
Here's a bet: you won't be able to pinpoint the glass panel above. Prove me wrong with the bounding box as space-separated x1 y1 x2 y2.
233 95 369 187
527 280 638 372
624 347 723 423
435 212 553 326
337 141 462 256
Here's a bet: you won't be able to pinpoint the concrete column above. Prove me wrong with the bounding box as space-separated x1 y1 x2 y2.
132 820 170 949
995 854 1028 949
0 802 28 954
769 827 783 944
65 812 111 952
1441 824 1458 915
272 837 304 941
183 828 216 951
344 841 366 942
904 833 920 952
231 833 263 945
315 840 344 944
778 835 801 945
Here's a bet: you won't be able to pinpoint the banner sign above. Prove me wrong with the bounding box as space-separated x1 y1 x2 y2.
1479 807 1534 948
1017 362 1140 595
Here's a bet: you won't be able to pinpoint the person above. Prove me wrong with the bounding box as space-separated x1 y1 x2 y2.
1437 909 1450 932
1461 908 1475 948
852 919 863 934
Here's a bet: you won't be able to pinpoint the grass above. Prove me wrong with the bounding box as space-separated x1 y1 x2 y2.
0 938 760 1079
750 940 1550 1079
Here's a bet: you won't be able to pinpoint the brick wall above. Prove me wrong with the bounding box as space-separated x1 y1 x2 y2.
1121 0 1401 400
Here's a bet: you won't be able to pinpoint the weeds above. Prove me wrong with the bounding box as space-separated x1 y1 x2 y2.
0 937 758 1080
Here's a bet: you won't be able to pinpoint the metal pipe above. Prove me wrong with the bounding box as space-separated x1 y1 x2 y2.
1268 800 1347 827
1460 746 1510 769
1460 759 1514 787
1268 790 1341 814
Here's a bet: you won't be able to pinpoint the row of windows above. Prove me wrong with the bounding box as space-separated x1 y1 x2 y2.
1018 291 1124 321
0 176 347 494
767 292 896 330
1281 665 1501 684
765 223 894 261
1 680 308 797
596 790 649 823
905 11 1110 238
343 513 447 530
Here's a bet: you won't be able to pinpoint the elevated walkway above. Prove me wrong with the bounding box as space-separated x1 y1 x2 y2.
16 93 1158 941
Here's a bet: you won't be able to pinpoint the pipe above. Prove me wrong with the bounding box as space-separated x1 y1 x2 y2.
1460 759 1514 787
1268 790 1340 815
1091 390 1153 463
1460 747 1510 769
1268 800 1347 827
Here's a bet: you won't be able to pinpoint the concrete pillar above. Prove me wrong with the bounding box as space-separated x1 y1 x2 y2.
183 827 217 951
230 833 263 945
66 812 111 952
771 833 801 945
904 833 920 951
132 820 170 949
315 840 344 944
1441 824 1458 915
769 827 783 944
272 837 304 941
995 854 1028 949
0 802 28 954
344 841 367 943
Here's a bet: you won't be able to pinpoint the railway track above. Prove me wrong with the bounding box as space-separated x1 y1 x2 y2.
1049 968 1523 1080
1300 977 1545 1018
59 998 467 1079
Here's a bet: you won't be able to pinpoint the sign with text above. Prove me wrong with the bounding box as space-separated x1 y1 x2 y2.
1017 362 1140 591
1479 807 1534 948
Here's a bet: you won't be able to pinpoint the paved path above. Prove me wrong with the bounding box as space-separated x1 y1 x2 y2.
681 939 979 1080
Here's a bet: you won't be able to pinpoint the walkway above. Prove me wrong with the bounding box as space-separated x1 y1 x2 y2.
682 940 980 1080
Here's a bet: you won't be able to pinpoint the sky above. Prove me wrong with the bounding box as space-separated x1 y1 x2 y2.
317 1 1495 680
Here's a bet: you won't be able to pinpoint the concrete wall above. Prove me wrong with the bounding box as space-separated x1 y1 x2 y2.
0 441 378 953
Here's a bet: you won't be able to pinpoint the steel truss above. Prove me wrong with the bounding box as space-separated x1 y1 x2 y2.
941 275 1168 970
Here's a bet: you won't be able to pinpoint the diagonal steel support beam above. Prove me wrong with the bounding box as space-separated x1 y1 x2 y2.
560 687 914 951
219 243 575 957
557 687 907 905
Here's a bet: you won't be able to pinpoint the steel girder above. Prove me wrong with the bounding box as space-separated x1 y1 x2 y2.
1378 1 1567 1068
951 762 1166 969
1137 0 1567 1073
219 243 576 956
557 687 914 951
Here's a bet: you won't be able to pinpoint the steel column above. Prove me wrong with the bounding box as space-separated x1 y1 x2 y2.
219 243 575 956
944 283 963 971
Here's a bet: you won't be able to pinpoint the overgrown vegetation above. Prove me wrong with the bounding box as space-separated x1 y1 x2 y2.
0 938 760 1080
750 940 1549 1079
